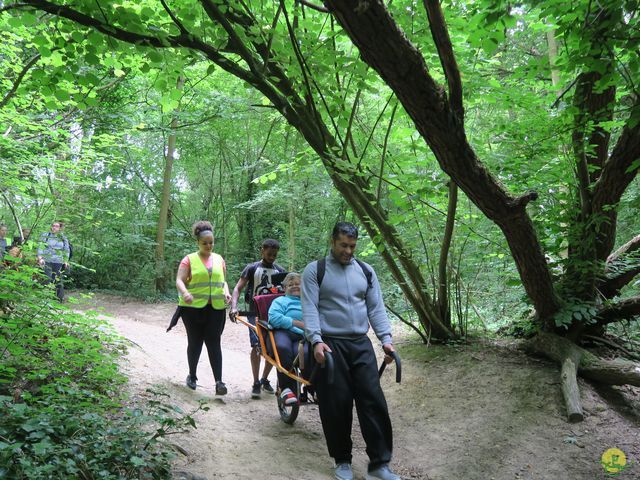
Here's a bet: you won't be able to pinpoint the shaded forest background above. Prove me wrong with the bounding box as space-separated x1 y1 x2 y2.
1 1 639 478
2 0 638 340
1 0 639 419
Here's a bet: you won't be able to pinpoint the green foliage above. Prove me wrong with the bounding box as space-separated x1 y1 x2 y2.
0 268 198 478
0 396 169 479
1 0 638 336
553 298 599 329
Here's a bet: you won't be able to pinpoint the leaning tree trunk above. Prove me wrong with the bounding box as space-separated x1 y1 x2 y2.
325 0 560 326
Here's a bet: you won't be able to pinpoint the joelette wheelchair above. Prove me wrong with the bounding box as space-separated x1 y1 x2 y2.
235 293 401 425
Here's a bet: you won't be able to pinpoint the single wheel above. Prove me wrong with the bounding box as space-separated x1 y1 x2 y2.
277 372 300 425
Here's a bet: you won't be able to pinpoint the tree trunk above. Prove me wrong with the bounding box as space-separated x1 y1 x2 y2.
436 181 457 329
546 29 561 93
325 0 560 327
288 200 296 271
155 77 184 293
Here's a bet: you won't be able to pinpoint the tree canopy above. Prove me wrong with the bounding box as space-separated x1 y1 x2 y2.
1 1 639 417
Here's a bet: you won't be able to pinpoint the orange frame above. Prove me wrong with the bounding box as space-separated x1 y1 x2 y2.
235 315 310 386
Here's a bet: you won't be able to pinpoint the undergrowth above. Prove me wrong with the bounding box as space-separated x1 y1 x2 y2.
0 264 202 479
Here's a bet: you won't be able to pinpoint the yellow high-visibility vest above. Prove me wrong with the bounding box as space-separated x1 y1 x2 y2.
178 252 226 309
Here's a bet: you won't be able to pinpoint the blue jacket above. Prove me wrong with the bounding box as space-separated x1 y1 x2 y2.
37 232 70 264
268 295 303 335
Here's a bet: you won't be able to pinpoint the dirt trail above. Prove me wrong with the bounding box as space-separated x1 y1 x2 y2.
81 293 639 480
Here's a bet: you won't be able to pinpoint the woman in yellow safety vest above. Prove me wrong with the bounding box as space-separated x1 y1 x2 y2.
176 220 231 395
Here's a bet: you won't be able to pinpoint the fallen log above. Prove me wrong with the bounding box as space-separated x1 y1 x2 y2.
526 332 640 422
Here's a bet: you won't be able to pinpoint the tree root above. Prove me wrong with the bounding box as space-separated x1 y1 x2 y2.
582 334 640 361
526 332 640 422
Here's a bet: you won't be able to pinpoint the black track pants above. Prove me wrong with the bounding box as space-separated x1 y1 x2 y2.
315 336 393 469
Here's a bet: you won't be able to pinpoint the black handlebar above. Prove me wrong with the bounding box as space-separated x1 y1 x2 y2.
324 351 334 385
378 350 402 383
309 350 335 385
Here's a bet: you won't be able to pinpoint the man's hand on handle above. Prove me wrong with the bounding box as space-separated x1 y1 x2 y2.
228 308 238 323
313 342 332 364
382 343 396 364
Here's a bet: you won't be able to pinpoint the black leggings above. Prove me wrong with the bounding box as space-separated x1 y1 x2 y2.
181 305 226 382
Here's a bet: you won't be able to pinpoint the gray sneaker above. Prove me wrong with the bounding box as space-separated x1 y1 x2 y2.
366 464 400 480
334 463 353 480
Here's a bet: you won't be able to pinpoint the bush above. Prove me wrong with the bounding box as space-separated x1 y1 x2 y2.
0 266 198 479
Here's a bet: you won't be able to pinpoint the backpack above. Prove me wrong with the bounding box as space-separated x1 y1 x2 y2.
316 257 373 290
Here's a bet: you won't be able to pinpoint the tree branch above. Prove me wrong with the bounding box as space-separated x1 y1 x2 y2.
599 234 640 297
0 53 41 109
386 305 429 344
607 234 640 264
596 296 640 326
17 0 176 47
376 100 397 205
423 0 463 122
598 235 640 298
591 99 640 260
159 0 188 34
298 0 329 13
198 0 261 76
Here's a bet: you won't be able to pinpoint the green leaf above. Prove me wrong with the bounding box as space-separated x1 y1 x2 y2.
54 89 71 102
148 50 163 64
71 31 85 43
85 53 100 65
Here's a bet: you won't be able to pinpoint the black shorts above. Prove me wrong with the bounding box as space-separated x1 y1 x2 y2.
247 314 259 347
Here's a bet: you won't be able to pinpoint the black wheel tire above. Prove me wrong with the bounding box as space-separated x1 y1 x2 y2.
277 393 299 425
277 372 300 425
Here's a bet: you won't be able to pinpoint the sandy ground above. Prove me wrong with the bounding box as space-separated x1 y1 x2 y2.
78 293 639 480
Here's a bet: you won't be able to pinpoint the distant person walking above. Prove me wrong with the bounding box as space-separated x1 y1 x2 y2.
176 221 231 395
229 239 286 398
302 222 400 480
37 221 70 302
0 224 7 259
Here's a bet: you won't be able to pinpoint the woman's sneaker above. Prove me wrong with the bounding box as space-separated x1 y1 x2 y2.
185 375 197 390
280 388 298 406
215 381 227 396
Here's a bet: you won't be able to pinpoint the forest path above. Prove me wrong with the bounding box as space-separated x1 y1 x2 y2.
81 293 639 480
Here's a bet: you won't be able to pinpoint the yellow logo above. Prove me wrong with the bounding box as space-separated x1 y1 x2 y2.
601 448 627 475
